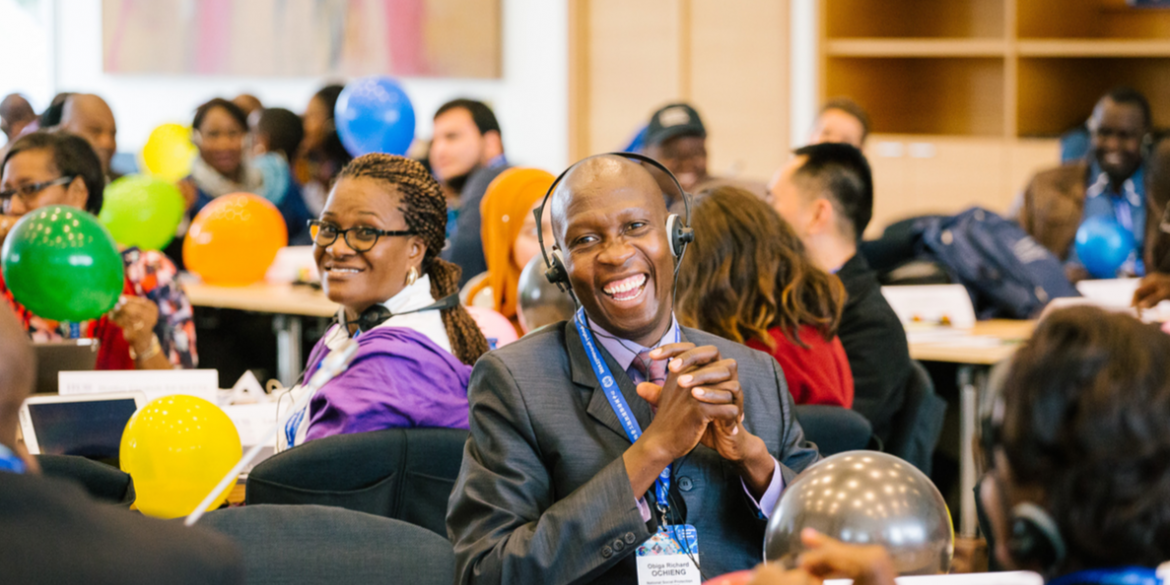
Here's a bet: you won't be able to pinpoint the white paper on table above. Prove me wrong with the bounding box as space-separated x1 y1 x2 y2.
824 571 1043 585
58 369 219 404
1075 278 1140 307
881 284 977 330
265 245 319 284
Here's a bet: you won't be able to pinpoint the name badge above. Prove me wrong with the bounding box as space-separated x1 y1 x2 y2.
636 524 701 585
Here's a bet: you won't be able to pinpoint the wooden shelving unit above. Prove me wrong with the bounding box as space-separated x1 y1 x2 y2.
820 0 1170 235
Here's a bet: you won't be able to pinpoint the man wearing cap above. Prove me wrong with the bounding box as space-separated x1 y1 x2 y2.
644 103 767 200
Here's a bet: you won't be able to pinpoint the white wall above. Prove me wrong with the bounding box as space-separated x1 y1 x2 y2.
9 0 569 171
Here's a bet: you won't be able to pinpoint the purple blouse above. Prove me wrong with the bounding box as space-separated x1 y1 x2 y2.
303 325 473 442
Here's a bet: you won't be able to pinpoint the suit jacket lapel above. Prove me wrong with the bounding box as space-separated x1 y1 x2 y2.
564 320 655 442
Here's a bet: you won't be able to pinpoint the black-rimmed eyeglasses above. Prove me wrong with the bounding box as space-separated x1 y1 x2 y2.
307 219 416 253
0 176 75 202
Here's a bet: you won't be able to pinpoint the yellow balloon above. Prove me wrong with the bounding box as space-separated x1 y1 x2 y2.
141 123 197 182
120 395 242 519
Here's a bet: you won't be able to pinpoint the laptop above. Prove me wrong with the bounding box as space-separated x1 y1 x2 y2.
32 339 100 394
18 391 145 467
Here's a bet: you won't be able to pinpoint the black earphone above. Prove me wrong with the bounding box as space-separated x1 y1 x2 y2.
1006 501 1067 574
981 399 1068 575
533 152 695 298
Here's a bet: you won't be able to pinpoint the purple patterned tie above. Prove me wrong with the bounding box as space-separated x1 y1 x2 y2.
631 349 668 386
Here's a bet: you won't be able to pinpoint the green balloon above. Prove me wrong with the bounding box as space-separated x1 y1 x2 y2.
99 174 186 251
2 206 125 322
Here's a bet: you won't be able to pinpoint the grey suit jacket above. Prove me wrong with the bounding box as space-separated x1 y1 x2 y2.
447 321 820 585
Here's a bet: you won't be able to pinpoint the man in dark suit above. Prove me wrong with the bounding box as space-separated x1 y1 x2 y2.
447 154 819 584
0 308 244 584
432 98 511 286
767 143 912 444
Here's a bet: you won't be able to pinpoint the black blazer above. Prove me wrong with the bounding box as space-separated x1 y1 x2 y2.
0 472 243 585
836 253 913 443
447 321 819 585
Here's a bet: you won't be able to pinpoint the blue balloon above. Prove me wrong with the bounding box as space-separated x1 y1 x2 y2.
1075 216 1135 279
335 77 417 157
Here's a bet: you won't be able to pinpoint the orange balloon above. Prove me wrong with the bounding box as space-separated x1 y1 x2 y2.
183 193 288 286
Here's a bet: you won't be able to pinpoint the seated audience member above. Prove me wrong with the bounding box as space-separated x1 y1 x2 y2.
768 143 910 443
977 306 1170 581
676 185 852 407
280 154 489 448
644 102 767 199
0 94 36 143
0 132 197 369
297 84 353 216
0 308 244 584
36 92 71 131
433 98 510 286
447 154 819 584
252 107 312 243
232 93 263 121
748 306 1170 585
1015 87 1154 279
58 93 119 180
463 168 555 332
181 98 264 217
809 97 870 149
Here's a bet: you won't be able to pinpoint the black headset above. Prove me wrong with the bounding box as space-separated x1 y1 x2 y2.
534 152 694 298
981 399 1068 574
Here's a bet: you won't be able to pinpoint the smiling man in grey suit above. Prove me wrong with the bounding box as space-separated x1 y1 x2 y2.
447 154 819 585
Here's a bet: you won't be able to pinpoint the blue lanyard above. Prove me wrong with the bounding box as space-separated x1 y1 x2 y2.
573 308 673 517
0 444 26 474
1049 567 1162 585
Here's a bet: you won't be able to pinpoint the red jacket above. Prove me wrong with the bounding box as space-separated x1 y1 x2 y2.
747 325 854 408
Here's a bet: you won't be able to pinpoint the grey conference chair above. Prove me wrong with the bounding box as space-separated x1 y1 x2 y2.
36 454 135 507
245 427 468 537
198 504 454 585
793 404 874 457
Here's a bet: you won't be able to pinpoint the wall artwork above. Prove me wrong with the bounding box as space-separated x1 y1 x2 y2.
102 0 500 78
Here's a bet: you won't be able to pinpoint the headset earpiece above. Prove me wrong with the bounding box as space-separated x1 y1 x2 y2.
1006 502 1066 574
545 249 569 289
665 213 694 259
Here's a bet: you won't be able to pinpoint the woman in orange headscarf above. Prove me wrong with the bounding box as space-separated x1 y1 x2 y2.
464 168 556 334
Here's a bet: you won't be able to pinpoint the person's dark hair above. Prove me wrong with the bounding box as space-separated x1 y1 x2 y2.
311 84 353 167
0 94 35 125
999 306 1170 569
677 186 845 350
39 92 73 128
791 142 874 240
337 154 489 365
2 131 105 214
1100 86 1152 130
434 99 502 138
257 107 305 162
821 97 871 143
192 98 248 133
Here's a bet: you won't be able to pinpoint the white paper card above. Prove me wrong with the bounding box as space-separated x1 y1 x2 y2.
58 369 219 405
1075 278 1140 307
221 402 279 447
636 525 701 585
881 284 977 330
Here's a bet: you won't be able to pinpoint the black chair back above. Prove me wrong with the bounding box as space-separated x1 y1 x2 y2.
245 427 468 536
199 504 454 585
36 454 135 506
793 404 873 457
884 360 947 475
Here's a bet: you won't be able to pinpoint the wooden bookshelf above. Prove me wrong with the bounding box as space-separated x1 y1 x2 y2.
821 0 1170 235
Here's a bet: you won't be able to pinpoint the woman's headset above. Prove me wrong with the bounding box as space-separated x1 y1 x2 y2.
533 152 695 298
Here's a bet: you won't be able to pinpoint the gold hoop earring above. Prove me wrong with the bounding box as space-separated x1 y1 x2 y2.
406 266 419 286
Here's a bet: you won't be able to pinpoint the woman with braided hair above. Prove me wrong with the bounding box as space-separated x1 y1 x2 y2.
279 153 489 448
